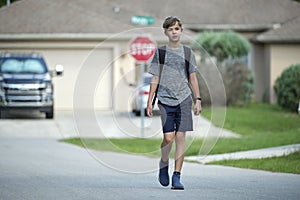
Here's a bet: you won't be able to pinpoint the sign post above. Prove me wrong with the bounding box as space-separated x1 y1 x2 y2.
129 36 156 137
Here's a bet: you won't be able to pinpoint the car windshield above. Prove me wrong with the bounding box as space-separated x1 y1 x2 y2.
0 57 47 74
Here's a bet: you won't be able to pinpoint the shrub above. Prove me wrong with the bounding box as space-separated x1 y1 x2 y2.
222 62 254 105
192 31 250 62
274 64 300 112
192 31 253 105
196 61 254 106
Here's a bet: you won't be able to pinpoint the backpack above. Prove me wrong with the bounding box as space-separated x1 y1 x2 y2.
152 45 192 106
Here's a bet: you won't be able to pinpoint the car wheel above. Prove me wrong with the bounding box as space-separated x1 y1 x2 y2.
134 109 148 117
46 107 54 119
134 110 141 116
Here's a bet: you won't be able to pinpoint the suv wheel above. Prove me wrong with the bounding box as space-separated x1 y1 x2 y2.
46 107 54 119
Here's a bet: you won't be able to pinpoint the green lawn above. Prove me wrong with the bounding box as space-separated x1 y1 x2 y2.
209 151 300 174
201 103 300 136
63 137 163 157
191 129 300 155
61 103 300 174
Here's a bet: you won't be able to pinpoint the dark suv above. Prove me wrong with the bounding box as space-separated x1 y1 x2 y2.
0 53 63 119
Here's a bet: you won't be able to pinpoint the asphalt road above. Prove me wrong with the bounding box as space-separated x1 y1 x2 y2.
0 112 300 200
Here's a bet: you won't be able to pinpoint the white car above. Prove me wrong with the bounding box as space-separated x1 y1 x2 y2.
132 73 159 116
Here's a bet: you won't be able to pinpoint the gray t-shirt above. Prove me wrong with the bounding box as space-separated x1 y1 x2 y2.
148 45 197 106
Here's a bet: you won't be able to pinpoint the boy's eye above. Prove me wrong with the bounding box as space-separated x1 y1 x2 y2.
168 27 180 31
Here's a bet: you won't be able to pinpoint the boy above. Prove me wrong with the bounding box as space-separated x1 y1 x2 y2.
147 16 202 190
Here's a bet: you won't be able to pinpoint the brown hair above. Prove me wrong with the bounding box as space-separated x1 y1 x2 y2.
163 16 182 29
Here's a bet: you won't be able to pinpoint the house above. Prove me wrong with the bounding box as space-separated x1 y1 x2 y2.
0 0 299 111
252 15 300 103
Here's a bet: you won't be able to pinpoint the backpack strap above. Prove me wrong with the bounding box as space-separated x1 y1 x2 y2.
183 45 191 82
183 45 196 102
158 46 166 68
152 46 166 106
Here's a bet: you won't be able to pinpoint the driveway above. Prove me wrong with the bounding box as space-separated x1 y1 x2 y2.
0 111 299 200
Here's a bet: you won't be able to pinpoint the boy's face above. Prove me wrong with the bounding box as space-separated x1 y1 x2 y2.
164 22 183 43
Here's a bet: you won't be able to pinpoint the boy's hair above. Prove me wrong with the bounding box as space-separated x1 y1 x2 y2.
163 16 182 29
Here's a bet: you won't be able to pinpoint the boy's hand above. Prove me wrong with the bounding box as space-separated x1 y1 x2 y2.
147 104 153 117
194 101 202 115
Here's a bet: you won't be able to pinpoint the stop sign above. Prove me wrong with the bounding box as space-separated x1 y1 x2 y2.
129 36 156 62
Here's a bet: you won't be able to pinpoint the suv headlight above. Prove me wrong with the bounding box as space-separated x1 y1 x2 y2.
45 83 52 94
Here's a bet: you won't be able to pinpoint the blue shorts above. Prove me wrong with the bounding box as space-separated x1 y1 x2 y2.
158 96 193 133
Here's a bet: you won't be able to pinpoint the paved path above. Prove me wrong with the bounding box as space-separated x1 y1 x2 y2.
1 110 299 199
0 137 300 200
0 110 240 139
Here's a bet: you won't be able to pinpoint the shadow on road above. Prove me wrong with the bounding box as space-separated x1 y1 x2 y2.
0 110 47 120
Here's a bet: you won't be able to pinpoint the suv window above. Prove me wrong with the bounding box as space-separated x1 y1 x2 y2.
0 57 47 74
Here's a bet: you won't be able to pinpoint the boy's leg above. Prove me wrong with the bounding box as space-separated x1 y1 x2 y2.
174 132 185 172
171 131 185 190
158 132 174 186
161 132 175 162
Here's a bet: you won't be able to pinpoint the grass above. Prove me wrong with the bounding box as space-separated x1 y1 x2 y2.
196 103 300 155
199 129 300 155
61 103 300 174
63 137 163 157
209 151 300 174
201 103 300 136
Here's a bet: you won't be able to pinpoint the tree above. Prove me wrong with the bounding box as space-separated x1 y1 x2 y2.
191 30 250 62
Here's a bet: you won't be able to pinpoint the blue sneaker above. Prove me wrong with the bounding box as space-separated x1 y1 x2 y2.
158 159 169 186
171 172 184 190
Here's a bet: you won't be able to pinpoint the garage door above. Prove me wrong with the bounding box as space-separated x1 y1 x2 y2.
42 48 113 110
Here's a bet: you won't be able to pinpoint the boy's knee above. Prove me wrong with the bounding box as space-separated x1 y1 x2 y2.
163 134 175 144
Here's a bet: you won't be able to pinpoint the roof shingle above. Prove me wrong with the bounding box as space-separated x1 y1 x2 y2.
0 0 299 42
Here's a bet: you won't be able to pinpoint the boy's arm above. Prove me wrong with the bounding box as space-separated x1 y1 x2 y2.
147 75 159 117
189 72 202 115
